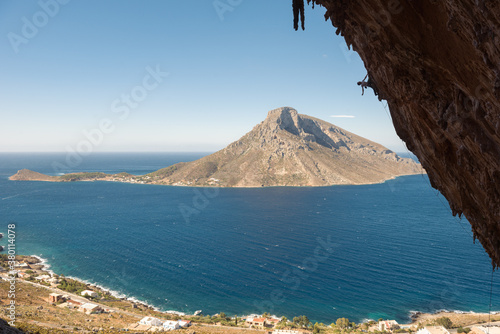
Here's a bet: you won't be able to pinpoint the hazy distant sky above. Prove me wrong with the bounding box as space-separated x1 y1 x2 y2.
0 1 410 153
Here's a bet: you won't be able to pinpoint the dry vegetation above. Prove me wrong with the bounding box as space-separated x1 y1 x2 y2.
412 312 500 328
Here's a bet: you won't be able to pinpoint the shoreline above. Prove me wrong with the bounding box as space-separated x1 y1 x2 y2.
30 254 187 316
22 255 500 325
8 170 426 189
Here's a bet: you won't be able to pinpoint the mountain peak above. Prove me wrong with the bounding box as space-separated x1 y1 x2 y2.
263 106 302 135
266 106 298 119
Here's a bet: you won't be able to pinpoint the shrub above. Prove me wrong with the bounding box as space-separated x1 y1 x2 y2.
435 317 453 329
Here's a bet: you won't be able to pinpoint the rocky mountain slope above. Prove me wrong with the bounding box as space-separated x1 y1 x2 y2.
147 107 423 187
10 107 423 187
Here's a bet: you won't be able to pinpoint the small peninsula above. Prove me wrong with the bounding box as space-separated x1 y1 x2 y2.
10 107 424 187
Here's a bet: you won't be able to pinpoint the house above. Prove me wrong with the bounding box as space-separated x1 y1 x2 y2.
163 320 181 331
35 274 51 281
471 326 500 334
379 320 399 331
250 318 267 328
78 302 102 314
66 299 82 308
17 272 29 278
416 326 450 334
48 293 63 303
15 262 31 269
178 320 192 328
399 324 417 330
48 277 60 284
81 290 98 298
139 316 163 327
267 318 280 328
273 330 307 334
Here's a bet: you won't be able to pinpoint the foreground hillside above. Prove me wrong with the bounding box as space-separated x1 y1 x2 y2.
10 107 424 187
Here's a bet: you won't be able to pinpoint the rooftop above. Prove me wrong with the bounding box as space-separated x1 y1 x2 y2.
423 326 450 334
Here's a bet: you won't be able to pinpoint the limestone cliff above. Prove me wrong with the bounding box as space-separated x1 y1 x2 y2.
300 1 500 265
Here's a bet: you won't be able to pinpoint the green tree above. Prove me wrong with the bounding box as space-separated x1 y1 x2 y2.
313 323 321 334
435 317 453 329
293 315 310 328
336 318 350 329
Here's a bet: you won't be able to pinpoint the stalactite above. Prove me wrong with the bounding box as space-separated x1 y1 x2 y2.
293 0 305 31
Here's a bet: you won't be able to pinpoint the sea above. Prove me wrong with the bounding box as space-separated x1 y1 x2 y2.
0 152 499 324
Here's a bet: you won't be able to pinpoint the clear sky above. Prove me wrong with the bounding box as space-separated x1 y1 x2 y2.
0 0 409 153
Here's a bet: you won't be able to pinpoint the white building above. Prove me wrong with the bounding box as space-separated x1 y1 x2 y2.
139 316 163 327
274 330 305 334
178 320 192 328
48 277 60 284
471 326 500 334
379 320 399 331
163 320 181 331
81 290 98 298
78 302 102 314
417 326 450 334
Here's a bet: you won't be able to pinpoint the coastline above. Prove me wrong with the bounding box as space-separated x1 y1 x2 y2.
30 254 186 316
22 255 500 325
8 169 426 189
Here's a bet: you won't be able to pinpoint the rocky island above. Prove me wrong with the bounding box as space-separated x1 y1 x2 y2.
10 107 424 187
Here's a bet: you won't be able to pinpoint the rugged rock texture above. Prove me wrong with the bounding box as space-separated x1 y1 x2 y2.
0 318 25 333
9 107 423 187
150 107 423 187
305 1 500 265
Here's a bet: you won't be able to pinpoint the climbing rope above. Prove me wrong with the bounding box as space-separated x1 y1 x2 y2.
488 268 494 333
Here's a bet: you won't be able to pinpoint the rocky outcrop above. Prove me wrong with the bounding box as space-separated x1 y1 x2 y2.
10 169 58 181
303 1 500 265
0 318 25 333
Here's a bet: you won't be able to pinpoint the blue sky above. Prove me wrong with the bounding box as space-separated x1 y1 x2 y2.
0 0 409 153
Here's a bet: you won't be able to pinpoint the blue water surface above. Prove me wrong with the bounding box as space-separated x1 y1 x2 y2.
0 152 498 323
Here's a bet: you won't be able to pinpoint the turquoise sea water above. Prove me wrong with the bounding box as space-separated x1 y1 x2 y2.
0 152 498 323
